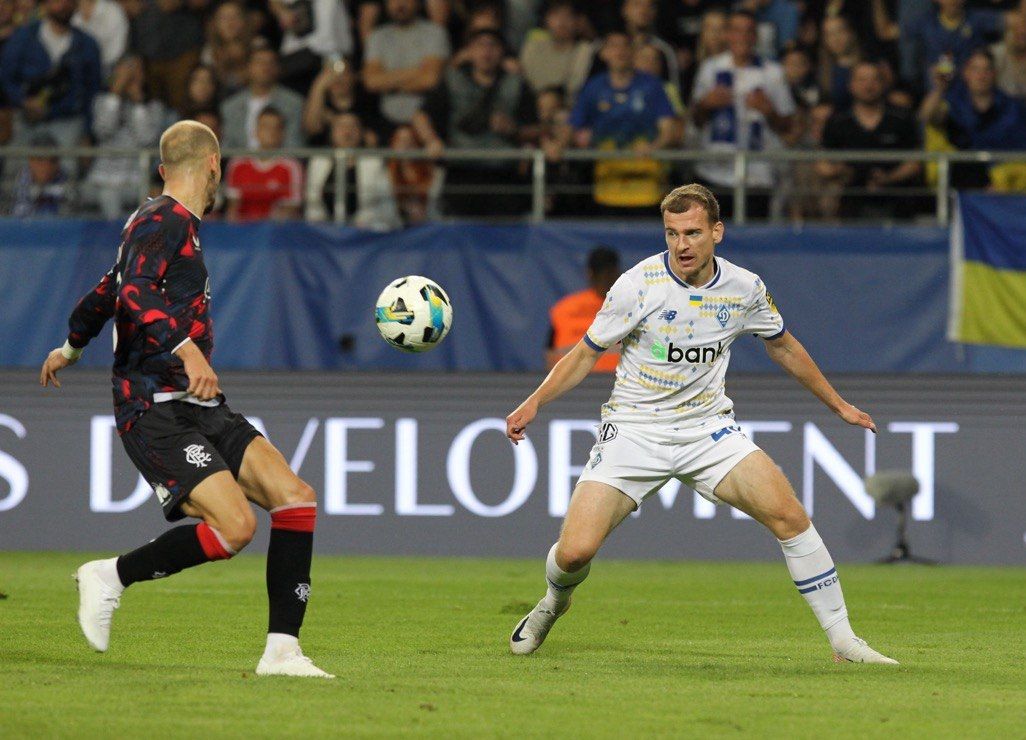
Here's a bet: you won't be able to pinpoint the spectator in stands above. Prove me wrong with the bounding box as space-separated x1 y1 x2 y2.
817 61 922 218
448 2 508 70
518 0 592 97
200 0 251 95
269 0 354 95
86 54 170 218
180 63 220 117
635 43 686 117
0 0 16 52
304 111 402 228
387 123 437 225
691 10 796 219
992 10 1026 97
225 106 304 221
570 31 677 212
905 0 1001 91
783 46 823 110
220 44 305 149
818 15 862 110
6 133 74 216
0 0 102 147
737 0 799 58
677 7 729 98
920 48 1026 188
412 28 535 215
303 57 374 144
547 246 621 372
72 0 127 76
132 0 210 114
621 0 679 91
363 0 450 127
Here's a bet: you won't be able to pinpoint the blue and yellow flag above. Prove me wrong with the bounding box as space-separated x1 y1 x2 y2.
948 193 1026 347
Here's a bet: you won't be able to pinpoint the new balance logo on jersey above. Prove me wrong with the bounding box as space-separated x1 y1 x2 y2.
651 340 725 364
657 309 678 321
184 444 212 468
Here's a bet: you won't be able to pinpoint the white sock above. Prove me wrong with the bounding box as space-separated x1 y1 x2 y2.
263 632 299 660
542 543 590 610
778 524 857 652
97 557 125 593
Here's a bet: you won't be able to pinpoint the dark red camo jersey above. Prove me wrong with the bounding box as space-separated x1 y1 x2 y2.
67 195 213 433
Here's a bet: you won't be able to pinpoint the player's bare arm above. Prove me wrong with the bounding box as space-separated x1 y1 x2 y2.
174 338 221 401
506 340 601 444
764 330 876 432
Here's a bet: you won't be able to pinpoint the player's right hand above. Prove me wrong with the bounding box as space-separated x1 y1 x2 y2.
506 399 538 445
179 344 221 401
39 347 76 388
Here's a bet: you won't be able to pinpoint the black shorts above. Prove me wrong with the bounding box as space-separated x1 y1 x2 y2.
121 401 262 522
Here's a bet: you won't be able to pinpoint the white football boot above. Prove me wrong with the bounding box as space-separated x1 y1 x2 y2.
75 558 124 652
833 637 899 665
509 597 571 655
256 646 336 678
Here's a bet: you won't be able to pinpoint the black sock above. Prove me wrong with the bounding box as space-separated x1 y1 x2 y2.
116 524 210 587
266 526 314 637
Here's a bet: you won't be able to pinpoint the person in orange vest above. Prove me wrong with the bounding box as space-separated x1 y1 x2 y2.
546 247 622 372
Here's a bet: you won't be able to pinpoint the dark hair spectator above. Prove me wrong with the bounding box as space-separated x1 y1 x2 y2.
181 63 220 117
302 56 374 144
5 132 75 216
269 0 354 95
412 28 536 215
817 60 922 219
220 43 305 149
783 47 823 109
387 123 437 225
818 15 862 109
201 0 252 95
570 31 677 212
363 0 450 126
736 0 799 58
0 0 102 152
920 47 1026 188
225 104 304 221
72 0 128 76
518 0 593 98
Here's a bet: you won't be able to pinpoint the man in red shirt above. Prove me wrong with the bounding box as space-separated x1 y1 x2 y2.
547 247 621 372
225 107 303 221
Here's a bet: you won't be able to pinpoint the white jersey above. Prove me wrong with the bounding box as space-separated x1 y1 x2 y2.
584 252 784 428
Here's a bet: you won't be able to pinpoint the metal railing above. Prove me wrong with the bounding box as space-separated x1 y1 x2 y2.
2 145 1024 225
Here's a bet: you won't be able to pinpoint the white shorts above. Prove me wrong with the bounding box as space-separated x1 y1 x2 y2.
576 419 760 508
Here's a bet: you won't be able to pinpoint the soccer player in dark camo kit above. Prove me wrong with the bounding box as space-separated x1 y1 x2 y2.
39 121 333 678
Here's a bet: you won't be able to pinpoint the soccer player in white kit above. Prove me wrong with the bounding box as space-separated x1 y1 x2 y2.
505 184 897 664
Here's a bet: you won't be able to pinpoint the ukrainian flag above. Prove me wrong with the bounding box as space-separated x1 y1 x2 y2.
948 193 1026 347
689 294 702 306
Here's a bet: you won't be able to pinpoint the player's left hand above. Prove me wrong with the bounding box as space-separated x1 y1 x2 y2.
837 402 877 433
39 347 77 388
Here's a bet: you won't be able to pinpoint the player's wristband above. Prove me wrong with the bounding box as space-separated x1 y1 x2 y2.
61 340 83 361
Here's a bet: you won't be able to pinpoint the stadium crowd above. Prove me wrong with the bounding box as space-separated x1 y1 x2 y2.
2 0 1026 224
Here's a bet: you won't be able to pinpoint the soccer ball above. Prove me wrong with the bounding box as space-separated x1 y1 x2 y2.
374 276 453 353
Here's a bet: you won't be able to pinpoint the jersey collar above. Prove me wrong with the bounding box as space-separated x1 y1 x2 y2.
663 252 721 290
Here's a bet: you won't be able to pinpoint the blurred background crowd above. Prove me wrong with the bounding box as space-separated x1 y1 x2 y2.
2 0 1026 224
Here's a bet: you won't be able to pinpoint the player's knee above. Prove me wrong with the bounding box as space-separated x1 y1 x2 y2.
221 507 257 552
556 541 598 573
769 505 811 540
281 478 317 506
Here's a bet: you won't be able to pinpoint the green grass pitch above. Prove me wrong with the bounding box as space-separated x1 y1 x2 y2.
2 553 1024 738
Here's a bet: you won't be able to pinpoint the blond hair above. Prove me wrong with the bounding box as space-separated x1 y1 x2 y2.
159 120 220 172
660 183 721 224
